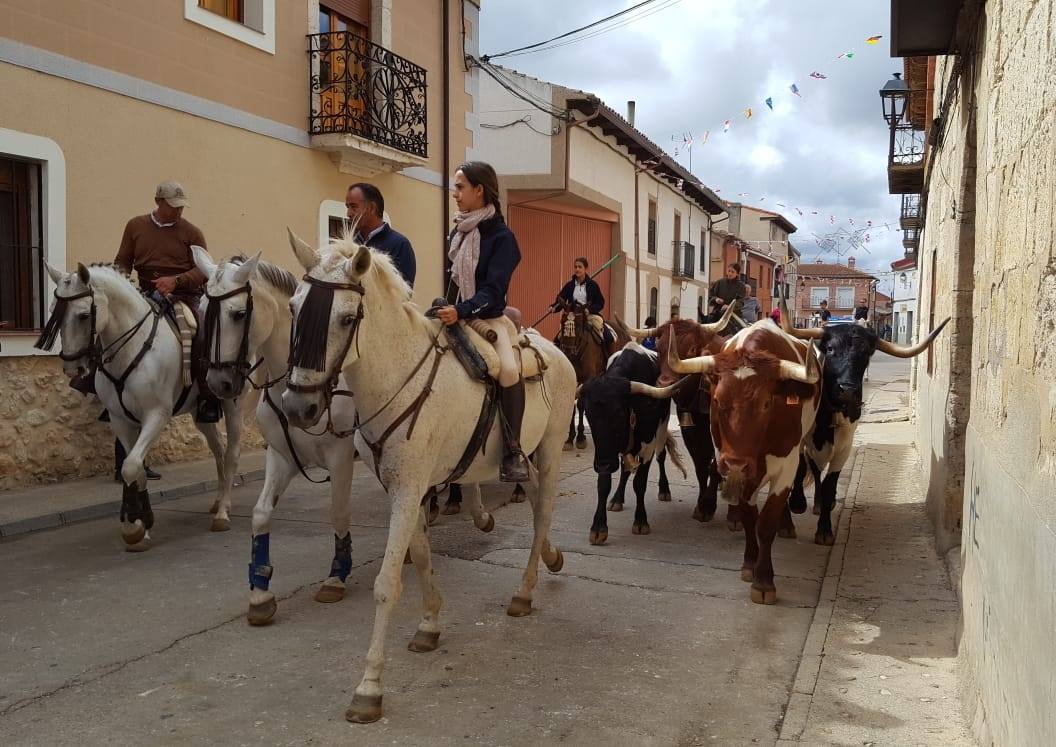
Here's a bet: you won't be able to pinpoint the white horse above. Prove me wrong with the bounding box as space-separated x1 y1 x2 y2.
279 231 577 723
43 263 243 548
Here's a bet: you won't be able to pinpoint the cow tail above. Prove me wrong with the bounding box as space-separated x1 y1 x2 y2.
659 425 689 480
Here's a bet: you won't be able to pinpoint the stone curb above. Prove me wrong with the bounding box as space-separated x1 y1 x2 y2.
0 468 267 541
777 442 866 744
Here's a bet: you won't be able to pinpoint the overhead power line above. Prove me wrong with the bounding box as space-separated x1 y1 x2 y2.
482 0 679 61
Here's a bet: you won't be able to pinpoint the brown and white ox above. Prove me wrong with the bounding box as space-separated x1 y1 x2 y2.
669 321 821 604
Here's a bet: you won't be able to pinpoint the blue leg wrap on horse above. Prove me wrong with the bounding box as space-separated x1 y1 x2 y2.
248 533 273 590
329 532 353 582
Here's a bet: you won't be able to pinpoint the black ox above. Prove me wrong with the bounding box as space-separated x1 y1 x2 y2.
579 344 685 545
784 314 950 544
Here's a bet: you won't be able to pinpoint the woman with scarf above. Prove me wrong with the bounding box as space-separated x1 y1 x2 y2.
435 161 529 483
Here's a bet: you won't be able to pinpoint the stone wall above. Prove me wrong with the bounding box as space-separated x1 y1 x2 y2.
0 355 264 491
914 0 1056 742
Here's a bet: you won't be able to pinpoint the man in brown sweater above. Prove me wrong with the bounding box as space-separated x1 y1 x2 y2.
113 180 220 424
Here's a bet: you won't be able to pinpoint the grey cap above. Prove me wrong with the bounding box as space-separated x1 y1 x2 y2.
155 180 190 208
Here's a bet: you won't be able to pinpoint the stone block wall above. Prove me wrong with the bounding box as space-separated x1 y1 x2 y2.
0 355 264 491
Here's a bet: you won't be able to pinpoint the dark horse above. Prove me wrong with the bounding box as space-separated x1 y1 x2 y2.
556 298 630 449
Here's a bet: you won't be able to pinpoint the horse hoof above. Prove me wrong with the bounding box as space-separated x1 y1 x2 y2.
608 501 623 512
544 548 564 573
692 508 715 523
632 523 651 535
407 629 440 653
750 585 778 605
812 503 821 516
440 503 461 516
511 485 526 503
121 520 146 546
507 595 533 617
428 505 440 526
658 491 672 502
210 517 231 532
588 530 608 546
740 567 754 582
475 513 495 533
247 596 277 626
778 525 797 539
563 441 574 452
209 500 220 514
314 584 346 603
727 520 743 532
345 693 384 724
814 531 836 546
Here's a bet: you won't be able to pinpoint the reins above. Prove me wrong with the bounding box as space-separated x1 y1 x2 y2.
204 283 266 390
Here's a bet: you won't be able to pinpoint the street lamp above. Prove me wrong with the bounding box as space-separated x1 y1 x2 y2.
899 271 908 287
879 72 910 125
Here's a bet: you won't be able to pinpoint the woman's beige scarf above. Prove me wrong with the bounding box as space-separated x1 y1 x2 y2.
448 204 495 301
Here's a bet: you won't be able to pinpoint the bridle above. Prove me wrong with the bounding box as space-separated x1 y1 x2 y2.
53 288 100 363
203 283 264 391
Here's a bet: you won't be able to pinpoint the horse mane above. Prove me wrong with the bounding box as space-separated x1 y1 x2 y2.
228 254 298 298
85 263 138 293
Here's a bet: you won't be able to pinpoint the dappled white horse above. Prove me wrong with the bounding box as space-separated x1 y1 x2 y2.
280 231 577 723
41 263 243 549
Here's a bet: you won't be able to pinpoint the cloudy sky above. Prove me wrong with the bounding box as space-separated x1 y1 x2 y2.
479 0 905 289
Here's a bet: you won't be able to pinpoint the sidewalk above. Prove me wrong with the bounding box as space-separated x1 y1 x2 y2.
779 382 974 745
0 450 267 539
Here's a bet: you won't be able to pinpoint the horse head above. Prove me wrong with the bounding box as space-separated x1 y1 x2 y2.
37 263 102 380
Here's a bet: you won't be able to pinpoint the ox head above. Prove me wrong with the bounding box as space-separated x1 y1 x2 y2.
778 303 950 421
579 346 684 474
668 328 819 500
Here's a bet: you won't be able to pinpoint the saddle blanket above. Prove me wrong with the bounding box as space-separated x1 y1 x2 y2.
457 315 549 381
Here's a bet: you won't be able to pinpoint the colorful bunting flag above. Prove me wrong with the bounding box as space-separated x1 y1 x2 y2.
809 71 827 79
701 130 709 144
795 208 804 216
790 83 801 97
865 35 882 45
837 51 855 59
723 119 732 132
745 107 753 119
765 97 773 110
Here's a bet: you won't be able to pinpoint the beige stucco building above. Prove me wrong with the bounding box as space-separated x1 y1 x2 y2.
0 0 479 488
889 0 1056 742
474 67 725 335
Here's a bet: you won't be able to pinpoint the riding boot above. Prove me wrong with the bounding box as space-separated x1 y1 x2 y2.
193 353 222 424
499 380 530 483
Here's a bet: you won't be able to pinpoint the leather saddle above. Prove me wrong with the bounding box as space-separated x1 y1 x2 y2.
446 315 549 383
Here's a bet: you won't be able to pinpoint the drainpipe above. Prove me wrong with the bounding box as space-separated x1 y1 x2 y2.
628 100 640 325
442 0 451 288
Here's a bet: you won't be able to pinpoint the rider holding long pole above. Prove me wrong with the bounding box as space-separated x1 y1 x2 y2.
549 257 615 355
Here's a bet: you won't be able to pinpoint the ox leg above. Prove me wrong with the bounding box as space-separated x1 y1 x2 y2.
788 455 809 514
608 467 631 511
751 490 791 605
407 507 443 653
247 447 297 625
464 483 495 533
575 400 588 449
316 459 356 604
441 483 462 515
739 500 760 582
778 503 798 539
814 472 840 546
590 472 612 545
631 460 652 535
727 502 744 532
656 450 672 502
347 483 426 723
683 424 716 522
808 458 823 515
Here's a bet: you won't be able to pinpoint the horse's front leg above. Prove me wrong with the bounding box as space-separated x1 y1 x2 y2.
463 483 495 532
575 399 588 449
215 398 244 520
565 411 576 451
116 411 167 548
316 458 356 603
247 447 297 625
656 448 672 502
631 460 652 535
346 484 425 724
406 506 443 653
197 419 231 532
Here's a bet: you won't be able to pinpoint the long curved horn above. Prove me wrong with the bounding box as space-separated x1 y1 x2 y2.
698 302 735 334
779 341 820 384
876 317 951 358
667 331 716 374
779 303 823 340
614 313 658 340
629 378 687 399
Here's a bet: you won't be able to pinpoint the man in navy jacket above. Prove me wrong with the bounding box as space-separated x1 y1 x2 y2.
346 182 416 287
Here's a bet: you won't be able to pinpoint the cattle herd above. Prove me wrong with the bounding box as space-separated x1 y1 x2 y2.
581 303 949 605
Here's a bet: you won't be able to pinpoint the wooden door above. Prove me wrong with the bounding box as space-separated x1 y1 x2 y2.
319 2 370 134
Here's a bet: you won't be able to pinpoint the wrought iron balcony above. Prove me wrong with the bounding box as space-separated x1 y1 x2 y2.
887 90 926 194
308 31 427 174
672 241 696 280
900 193 922 230
902 226 920 252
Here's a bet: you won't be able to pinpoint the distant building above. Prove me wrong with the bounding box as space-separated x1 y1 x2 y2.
793 257 877 327
709 203 796 318
889 255 919 344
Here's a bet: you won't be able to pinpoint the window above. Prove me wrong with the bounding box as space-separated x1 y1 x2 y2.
0 157 43 332
647 199 657 255
836 286 854 309
673 210 681 246
648 287 658 322
700 228 707 271
318 3 372 135
810 287 829 308
185 0 275 54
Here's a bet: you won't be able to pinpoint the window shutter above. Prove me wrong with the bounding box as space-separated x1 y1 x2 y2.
323 0 370 26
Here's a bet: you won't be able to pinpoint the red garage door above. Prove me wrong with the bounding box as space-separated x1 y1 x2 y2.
507 206 613 340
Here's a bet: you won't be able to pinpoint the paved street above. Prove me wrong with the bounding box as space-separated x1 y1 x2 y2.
0 354 968 745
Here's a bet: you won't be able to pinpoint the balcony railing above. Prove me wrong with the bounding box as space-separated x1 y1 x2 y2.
672 241 696 280
308 31 427 158
900 193 922 229
902 227 920 252
887 90 926 194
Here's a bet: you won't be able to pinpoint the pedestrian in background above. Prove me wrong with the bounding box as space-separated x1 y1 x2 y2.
741 283 761 323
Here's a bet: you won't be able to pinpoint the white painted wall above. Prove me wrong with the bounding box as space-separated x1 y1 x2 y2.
475 71 556 176
891 267 919 343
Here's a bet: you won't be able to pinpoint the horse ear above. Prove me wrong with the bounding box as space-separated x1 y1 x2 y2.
191 245 217 279
76 263 91 285
287 227 318 270
231 251 260 285
347 244 371 278
46 263 65 284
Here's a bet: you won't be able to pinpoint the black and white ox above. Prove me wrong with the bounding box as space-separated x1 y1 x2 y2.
783 314 950 545
578 343 686 544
